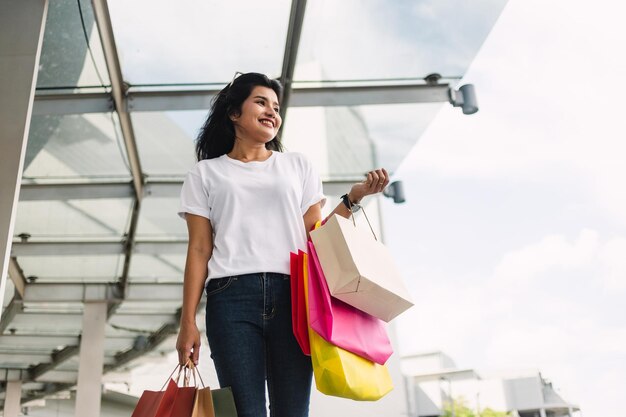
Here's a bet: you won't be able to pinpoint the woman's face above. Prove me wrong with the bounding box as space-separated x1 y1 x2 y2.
231 86 282 143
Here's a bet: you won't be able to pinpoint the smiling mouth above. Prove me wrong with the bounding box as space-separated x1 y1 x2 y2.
259 119 274 128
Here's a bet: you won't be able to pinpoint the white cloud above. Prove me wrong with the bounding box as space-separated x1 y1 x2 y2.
597 237 626 291
493 229 599 283
397 229 626 416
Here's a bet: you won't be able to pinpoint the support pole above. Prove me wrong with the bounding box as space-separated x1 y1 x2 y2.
0 0 49 314
74 302 107 417
3 380 23 417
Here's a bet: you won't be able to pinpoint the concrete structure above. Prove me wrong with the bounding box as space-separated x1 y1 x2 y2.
402 352 580 417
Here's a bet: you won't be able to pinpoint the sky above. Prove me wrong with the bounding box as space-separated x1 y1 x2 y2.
382 0 626 415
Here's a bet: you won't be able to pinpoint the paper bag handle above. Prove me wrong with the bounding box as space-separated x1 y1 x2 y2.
344 199 378 241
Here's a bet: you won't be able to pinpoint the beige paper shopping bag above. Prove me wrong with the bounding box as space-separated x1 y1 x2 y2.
310 214 414 322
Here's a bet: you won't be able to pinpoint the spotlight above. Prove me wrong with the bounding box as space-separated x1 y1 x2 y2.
449 84 479 115
383 181 406 204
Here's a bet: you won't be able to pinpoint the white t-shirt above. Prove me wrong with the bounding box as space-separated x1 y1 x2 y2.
178 151 326 284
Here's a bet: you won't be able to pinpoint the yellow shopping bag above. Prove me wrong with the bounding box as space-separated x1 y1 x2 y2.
302 252 393 401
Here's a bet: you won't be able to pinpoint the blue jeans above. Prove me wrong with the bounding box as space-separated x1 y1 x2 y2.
205 272 312 417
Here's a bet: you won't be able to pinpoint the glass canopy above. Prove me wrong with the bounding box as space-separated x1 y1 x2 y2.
2 0 510 407
294 0 507 81
107 0 292 85
37 0 110 89
24 113 130 180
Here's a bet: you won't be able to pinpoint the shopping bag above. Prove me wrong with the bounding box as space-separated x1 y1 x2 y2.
290 251 310 355
307 241 393 365
192 386 214 417
191 366 238 417
211 387 238 417
132 364 197 417
302 252 393 401
309 213 414 322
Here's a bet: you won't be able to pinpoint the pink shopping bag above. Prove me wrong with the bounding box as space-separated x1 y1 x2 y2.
307 241 393 365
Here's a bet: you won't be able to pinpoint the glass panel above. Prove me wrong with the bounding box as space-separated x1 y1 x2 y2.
109 314 173 333
10 313 84 333
55 355 117 370
37 0 110 89
105 337 137 352
294 0 508 81
14 198 132 239
24 113 131 180
16 255 123 282
132 111 201 178
282 103 444 179
116 301 181 315
137 197 187 238
108 0 291 85
359 103 445 172
128 254 185 282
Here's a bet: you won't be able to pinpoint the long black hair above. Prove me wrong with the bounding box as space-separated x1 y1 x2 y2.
195 72 284 161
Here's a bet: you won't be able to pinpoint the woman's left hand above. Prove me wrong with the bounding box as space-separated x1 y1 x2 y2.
348 168 390 203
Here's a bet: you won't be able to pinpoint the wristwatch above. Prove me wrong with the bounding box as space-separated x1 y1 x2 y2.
341 194 361 213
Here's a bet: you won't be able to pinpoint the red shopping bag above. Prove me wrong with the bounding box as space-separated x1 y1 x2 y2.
132 364 197 417
290 251 310 355
307 241 393 364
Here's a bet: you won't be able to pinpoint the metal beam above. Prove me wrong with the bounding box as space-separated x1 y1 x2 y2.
0 335 77 349
130 83 453 111
91 0 143 200
290 83 451 107
32 83 454 114
29 370 77 384
29 345 79 381
10 241 125 256
33 92 112 115
23 283 120 303
18 179 358 201
8 258 25 298
104 323 177 373
19 181 134 201
0 370 26 382
279 0 307 118
0 353 51 364
91 0 144 315
23 283 181 303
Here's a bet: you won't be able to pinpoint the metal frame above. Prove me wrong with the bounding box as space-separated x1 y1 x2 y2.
18 179 368 201
279 0 308 117
33 82 455 115
1 0 483 409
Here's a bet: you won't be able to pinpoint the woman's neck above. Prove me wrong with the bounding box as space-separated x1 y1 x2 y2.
227 141 272 162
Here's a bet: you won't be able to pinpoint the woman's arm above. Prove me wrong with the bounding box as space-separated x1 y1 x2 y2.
176 214 213 365
303 168 390 235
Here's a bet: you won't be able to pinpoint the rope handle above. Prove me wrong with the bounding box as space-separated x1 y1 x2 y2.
159 359 207 390
344 199 378 241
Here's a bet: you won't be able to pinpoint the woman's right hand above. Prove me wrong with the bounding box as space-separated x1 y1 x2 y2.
176 322 201 366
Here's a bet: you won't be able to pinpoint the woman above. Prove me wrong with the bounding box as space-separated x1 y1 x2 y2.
176 72 389 417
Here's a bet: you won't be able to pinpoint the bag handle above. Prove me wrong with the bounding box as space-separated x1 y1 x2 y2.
158 359 205 390
343 199 378 242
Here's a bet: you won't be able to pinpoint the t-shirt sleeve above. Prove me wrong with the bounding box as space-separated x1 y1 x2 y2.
300 156 327 215
177 166 211 220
